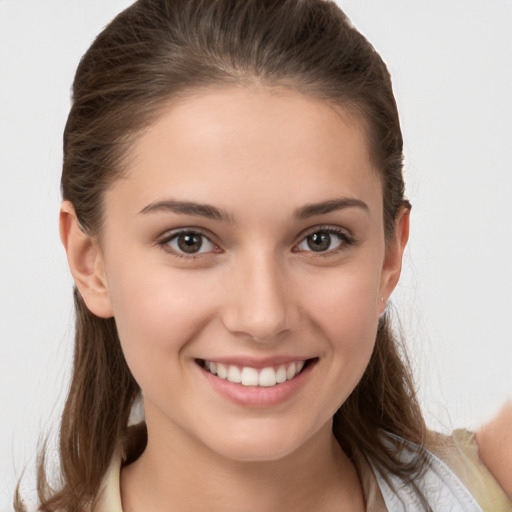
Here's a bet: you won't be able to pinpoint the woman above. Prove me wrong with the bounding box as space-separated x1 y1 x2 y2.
13 0 512 510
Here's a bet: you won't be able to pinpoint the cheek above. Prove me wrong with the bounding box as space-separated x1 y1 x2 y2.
105 255 219 364
302 264 381 339
299 263 381 395
106 265 224 403
291 269 380 427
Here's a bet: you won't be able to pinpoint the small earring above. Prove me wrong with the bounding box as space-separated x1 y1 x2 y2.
379 297 387 318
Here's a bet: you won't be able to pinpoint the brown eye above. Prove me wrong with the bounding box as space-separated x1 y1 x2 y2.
296 229 348 253
166 231 216 255
306 232 331 252
177 233 203 253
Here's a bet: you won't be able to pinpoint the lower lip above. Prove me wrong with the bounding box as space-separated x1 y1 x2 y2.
198 360 316 407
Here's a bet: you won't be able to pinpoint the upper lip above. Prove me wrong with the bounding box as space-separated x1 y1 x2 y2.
196 355 316 369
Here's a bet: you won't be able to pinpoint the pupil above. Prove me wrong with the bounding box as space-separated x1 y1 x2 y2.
307 232 330 252
178 233 202 253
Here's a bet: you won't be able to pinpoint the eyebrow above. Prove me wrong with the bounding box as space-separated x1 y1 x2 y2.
139 200 234 222
294 198 369 219
139 197 368 222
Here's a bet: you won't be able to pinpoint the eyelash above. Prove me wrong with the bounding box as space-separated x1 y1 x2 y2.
294 226 354 255
158 228 221 259
157 225 355 258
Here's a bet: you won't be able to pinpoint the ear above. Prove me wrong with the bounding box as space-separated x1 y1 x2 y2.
378 207 410 314
59 201 114 318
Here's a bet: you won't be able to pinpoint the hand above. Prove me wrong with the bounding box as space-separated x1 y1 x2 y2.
477 400 512 499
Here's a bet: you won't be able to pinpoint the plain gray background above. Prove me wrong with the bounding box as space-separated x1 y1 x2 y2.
1 1 511 509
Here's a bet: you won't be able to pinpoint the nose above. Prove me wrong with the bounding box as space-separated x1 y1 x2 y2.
221 252 299 342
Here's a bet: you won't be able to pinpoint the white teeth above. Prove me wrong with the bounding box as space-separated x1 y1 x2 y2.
241 367 259 386
276 365 287 383
227 365 241 383
203 360 307 387
216 363 228 379
258 367 277 387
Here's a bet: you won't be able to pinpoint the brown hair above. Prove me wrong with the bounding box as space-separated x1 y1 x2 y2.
16 0 428 510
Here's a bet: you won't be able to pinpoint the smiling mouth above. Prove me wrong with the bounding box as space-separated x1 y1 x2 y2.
197 359 315 388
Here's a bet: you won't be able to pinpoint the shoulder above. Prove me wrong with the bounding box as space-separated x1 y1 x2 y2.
371 432 486 511
476 401 512 499
428 428 512 511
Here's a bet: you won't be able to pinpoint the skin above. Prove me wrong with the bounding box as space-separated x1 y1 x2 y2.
60 86 409 512
477 401 512 498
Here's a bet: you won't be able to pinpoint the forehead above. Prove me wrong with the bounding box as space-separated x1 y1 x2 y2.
110 86 382 220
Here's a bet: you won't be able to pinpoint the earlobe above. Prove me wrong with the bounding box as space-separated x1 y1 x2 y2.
379 207 410 312
59 201 114 318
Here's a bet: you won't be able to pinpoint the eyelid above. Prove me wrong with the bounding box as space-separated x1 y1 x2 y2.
293 224 354 253
155 224 354 257
157 227 222 257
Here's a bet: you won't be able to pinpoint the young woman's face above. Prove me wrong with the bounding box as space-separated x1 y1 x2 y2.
96 86 405 462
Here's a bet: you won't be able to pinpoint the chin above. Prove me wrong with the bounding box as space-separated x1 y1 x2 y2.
212 437 302 463
199 418 329 464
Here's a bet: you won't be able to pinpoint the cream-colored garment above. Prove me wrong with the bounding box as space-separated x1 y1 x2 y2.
429 430 512 511
95 451 123 512
94 430 512 511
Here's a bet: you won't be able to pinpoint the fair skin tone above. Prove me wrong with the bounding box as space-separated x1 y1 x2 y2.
60 86 410 511
477 401 512 498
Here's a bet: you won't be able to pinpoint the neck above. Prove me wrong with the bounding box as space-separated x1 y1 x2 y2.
121 417 364 512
